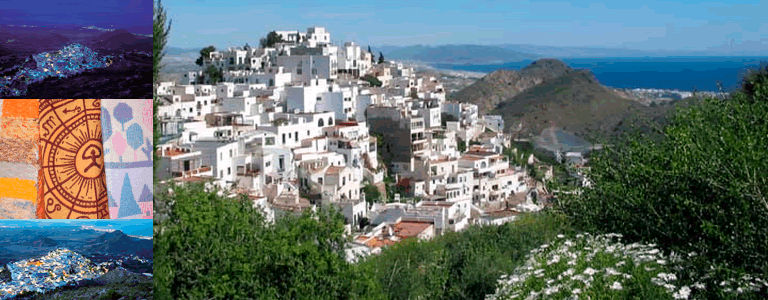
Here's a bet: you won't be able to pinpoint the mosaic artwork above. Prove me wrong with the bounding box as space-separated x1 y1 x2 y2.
101 100 153 219
0 99 39 219
38 99 109 219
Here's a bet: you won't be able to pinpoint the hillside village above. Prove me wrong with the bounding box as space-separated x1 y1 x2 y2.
155 27 586 261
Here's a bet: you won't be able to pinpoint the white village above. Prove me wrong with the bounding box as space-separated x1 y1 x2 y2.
155 27 575 262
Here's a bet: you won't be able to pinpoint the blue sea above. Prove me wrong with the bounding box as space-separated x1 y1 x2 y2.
433 57 768 92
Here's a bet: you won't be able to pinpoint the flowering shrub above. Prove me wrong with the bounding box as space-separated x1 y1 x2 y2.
486 233 768 300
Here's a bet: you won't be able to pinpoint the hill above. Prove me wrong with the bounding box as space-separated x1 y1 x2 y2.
91 29 151 52
384 44 538 65
24 236 58 248
82 231 153 257
493 68 669 140
451 58 683 143
450 59 573 114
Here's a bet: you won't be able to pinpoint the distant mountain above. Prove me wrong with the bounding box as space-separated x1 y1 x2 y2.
450 59 573 114
91 29 151 51
82 230 152 257
453 59 677 144
501 43 768 58
383 44 538 65
166 46 199 55
48 34 70 46
25 235 58 247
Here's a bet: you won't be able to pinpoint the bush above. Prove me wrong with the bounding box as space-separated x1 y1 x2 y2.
555 82 768 289
361 75 382 87
154 183 383 300
358 211 573 300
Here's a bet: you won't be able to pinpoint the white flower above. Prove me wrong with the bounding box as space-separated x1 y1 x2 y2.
610 281 623 290
656 259 667 265
576 234 584 239
563 268 575 276
544 285 560 295
540 244 549 249
616 261 626 267
692 282 705 290
572 288 581 294
672 286 691 299
583 268 597 275
647 249 660 255
557 234 565 239
547 255 561 265
568 260 577 266
564 240 574 247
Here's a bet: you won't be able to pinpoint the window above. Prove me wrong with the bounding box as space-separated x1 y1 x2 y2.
220 171 223 178
318 118 324 127
307 130 310 136
265 137 275 145
297 68 302 75
228 167 231 175
266 161 271 167
229 149 233 158
220 153 222 160
328 117 333 125
319 177 323 184
189 108 193 113
312 68 317 75
342 177 346 185
282 133 286 144
295 131 299 142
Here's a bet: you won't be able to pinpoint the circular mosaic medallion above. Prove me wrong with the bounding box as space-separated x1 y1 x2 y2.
39 99 108 219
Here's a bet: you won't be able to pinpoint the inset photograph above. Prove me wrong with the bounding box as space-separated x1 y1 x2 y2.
0 99 153 220
0 219 152 299
0 1 152 98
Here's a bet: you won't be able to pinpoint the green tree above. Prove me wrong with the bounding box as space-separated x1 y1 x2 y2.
259 31 283 48
153 0 171 84
154 183 384 300
202 65 223 84
457 140 466 153
362 184 381 206
195 45 216 67
555 65 768 293
378 51 384 64
361 74 382 87
367 45 372 54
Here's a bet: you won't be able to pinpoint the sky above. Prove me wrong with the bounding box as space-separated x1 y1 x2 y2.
0 220 153 237
162 0 767 51
0 0 153 34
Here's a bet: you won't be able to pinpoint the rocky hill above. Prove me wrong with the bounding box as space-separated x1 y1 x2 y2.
449 59 573 114
452 59 681 143
82 231 153 257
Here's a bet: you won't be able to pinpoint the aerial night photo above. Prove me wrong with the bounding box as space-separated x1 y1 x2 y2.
0 0 152 99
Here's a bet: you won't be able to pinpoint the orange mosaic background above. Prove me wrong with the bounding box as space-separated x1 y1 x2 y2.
37 99 109 219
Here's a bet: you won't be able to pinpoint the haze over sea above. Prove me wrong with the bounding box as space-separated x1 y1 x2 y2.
434 56 768 92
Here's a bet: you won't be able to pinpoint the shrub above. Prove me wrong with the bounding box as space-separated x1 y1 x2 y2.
359 211 573 300
555 78 768 291
154 183 383 300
